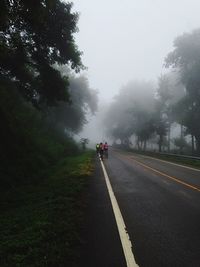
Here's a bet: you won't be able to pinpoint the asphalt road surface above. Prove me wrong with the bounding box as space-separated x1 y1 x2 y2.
80 148 200 267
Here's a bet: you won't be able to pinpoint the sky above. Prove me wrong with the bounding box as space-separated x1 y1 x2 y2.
70 0 200 143
72 0 200 102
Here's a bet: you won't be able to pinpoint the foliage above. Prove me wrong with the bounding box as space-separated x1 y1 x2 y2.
155 72 186 152
0 0 96 188
102 74 187 152
0 0 83 105
48 68 98 134
103 80 155 147
165 28 200 153
154 76 170 152
0 3 97 265
173 137 189 153
0 86 78 187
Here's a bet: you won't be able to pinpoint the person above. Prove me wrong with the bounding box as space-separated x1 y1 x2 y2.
96 143 100 154
99 142 104 160
104 142 108 158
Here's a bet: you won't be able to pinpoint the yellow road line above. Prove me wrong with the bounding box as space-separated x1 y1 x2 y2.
130 157 200 193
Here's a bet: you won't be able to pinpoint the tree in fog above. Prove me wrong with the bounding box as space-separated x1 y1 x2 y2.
165 29 200 154
104 101 133 146
48 69 98 134
133 109 155 151
156 74 173 152
103 81 155 148
155 72 185 152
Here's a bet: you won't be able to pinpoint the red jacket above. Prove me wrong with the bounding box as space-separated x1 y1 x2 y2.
104 143 108 150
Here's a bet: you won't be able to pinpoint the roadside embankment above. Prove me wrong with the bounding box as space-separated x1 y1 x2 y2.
0 151 94 267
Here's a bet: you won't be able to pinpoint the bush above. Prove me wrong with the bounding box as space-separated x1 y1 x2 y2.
0 86 79 188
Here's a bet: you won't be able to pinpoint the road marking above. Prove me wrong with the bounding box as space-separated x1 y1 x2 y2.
130 157 200 193
100 159 139 267
134 154 200 172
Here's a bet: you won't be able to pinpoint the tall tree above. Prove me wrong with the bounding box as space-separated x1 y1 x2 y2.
103 80 155 147
0 0 82 105
165 29 200 154
156 74 172 151
47 73 98 134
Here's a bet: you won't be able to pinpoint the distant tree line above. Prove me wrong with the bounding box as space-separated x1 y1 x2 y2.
103 29 200 155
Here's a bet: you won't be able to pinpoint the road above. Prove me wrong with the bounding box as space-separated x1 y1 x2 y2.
103 148 200 267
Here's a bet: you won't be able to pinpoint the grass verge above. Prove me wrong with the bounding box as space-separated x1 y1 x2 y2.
0 150 94 267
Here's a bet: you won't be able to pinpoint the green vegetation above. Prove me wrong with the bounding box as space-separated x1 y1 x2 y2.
0 2 97 266
0 85 95 267
0 3 95 264
0 86 73 187
0 151 94 267
0 0 83 106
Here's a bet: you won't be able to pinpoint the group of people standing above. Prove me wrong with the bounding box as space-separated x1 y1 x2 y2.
96 142 109 159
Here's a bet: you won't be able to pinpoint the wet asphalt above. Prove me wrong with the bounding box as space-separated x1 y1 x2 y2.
79 154 127 267
79 149 200 267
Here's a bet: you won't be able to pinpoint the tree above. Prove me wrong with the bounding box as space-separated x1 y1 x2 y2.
0 0 83 105
134 113 155 151
103 80 155 148
47 72 98 134
103 101 133 145
80 138 89 150
155 72 186 152
165 29 200 154
157 74 172 152
154 113 168 153
174 136 189 154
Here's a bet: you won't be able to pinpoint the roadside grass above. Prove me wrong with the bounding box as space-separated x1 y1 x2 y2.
128 149 200 169
0 151 94 267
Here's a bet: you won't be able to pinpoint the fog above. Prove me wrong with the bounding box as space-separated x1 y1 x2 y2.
71 0 200 150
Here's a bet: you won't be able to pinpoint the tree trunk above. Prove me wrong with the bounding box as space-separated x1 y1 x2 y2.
137 136 140 150
195 136 200 156
167 124 171 153
191 135 195 155
180 124 184 154
143 140 147 151
158 135 162 153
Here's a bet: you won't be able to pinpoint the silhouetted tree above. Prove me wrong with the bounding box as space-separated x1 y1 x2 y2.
0 0 83 105
165 29 200 154
155 72 186 152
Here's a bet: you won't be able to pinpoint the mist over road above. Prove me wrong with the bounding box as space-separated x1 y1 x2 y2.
104 149 200 267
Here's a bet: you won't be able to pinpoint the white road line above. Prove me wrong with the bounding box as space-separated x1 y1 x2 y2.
100 159 139 267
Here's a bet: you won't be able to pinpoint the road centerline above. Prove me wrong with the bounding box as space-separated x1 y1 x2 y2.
99 158 139 267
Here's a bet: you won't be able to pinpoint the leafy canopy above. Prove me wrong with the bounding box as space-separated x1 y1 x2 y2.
165 28 200 152
0 0 83 105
